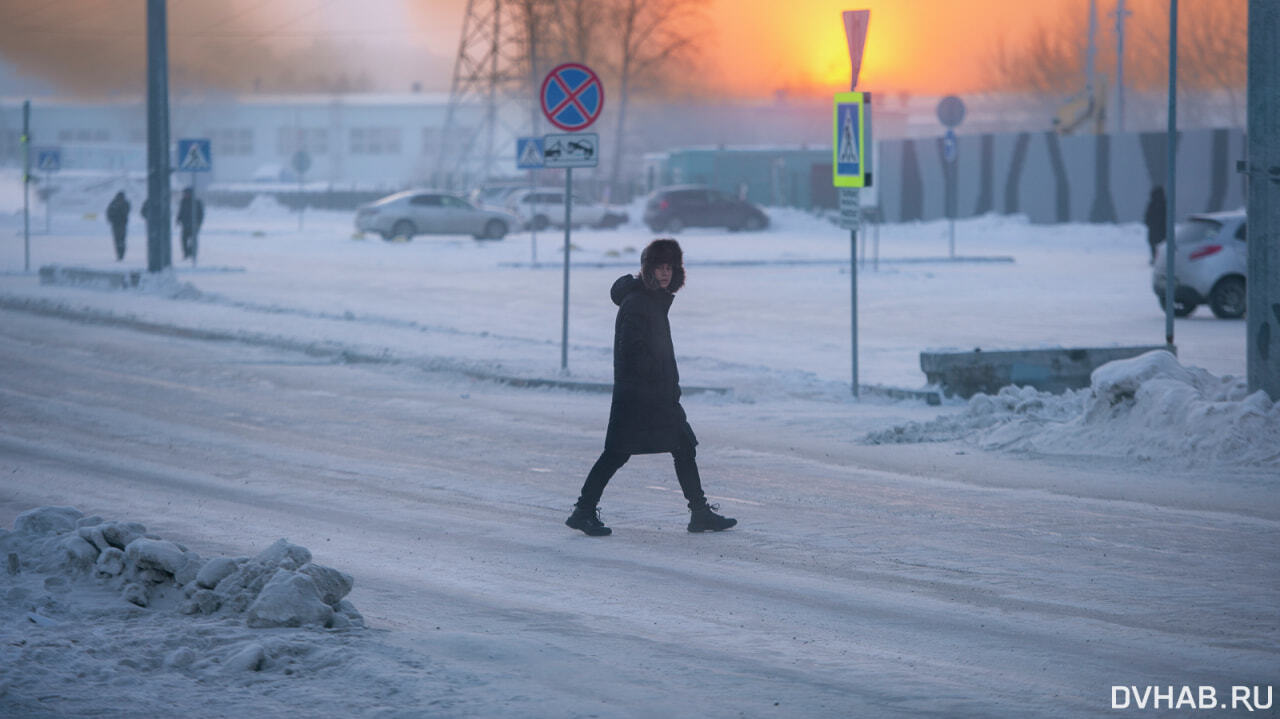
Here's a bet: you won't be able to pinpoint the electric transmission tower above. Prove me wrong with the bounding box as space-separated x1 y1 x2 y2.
435 0 549 189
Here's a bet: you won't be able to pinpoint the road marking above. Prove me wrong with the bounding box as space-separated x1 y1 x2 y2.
646 485 763 506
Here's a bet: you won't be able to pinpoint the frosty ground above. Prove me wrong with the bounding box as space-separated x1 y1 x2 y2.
0 184 1276 717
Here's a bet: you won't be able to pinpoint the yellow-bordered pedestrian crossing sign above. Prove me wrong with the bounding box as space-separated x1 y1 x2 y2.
833 92 869 188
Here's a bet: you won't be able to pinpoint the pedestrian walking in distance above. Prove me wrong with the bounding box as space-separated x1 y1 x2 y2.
177 188 204 261
1144 186 1167 265
106 191 130 261
566 238 737 536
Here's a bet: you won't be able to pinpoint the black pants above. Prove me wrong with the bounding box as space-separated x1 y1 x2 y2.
111 225 126 260
181 230 197 259
577 438 706 510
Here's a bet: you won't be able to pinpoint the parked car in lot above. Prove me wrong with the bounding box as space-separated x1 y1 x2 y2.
1152 211 1247 318
503 189 628 230
355 190 516 241
468 181 527 211
643 185 769 233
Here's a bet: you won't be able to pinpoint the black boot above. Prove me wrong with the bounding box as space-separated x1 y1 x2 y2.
565 505 612 536
688 503 736 533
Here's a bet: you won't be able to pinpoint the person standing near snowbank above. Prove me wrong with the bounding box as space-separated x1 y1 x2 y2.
1143 186 1167 264
177 188 204 261
106 191 130 261
566 238 737 536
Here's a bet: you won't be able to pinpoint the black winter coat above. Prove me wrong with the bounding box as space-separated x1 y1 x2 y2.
106 195 130 228
1144 189 1167 245
177 195 204 233
604 274 697 455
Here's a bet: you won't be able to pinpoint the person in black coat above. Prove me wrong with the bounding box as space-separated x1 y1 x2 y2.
106 191 130 261
565 238 737 536
177 188 204 261
1143 186 1167 264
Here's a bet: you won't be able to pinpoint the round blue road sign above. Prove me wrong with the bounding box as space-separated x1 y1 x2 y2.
541 63 604 132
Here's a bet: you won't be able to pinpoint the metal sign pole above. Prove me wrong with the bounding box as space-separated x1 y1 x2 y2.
530 169 538 266
561 167 573 372
1163 0 1178 346
850 216 859 398
193 171 200 266
22 100 30 273
949 159 956 259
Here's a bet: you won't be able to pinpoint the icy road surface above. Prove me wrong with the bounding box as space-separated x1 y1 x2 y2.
1 309 1275 718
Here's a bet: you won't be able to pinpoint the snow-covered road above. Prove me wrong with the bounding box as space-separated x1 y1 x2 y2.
2 309 1275 717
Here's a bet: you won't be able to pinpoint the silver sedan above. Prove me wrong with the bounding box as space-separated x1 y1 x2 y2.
355 190 517 241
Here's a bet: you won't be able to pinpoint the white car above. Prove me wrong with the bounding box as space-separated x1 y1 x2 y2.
355 190 517 241
1152 211 1247 318
503 188 628 231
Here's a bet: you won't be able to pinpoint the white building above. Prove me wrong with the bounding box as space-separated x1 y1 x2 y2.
0 93 485 190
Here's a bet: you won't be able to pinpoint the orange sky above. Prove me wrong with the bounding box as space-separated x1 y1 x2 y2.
704 0 1073 96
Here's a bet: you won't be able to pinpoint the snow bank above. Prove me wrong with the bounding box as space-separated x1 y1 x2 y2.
1 506 364 699
866 350 1280 467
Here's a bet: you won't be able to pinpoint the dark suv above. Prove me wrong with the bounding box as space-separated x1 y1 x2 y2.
643 185 769 233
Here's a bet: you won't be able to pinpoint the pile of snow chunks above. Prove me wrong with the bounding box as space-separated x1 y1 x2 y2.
3 506 363 629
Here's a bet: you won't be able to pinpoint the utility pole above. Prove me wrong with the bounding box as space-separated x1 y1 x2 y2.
1163 0 1178 346
1112 0 1131 132
1246 0 1279 399
145 0 173 272
22 100 30 273
436 0 545 189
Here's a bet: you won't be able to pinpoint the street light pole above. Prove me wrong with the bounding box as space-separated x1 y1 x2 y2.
1163 0 1178 346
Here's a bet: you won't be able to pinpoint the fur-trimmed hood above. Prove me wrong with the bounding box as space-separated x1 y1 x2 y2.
639 238 685 293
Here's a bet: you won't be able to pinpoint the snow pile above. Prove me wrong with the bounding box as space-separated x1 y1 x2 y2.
136 267 204 299
1 506 369 704
867 350 1280 467
2 506 362 629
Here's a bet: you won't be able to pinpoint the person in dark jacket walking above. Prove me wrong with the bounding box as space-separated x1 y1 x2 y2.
566 238 737 536
177 188 204 261
106 191 130 261
1143 186 1167 264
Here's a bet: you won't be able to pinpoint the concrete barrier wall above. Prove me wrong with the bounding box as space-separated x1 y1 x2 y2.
879 128 1246 224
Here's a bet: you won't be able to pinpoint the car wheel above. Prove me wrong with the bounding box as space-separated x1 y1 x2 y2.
482 219 507 240
743 215 764 231
1160 296 1197 317
391 220 415 240
1208 276 1246 319
665 217 684 233
531 215 550 231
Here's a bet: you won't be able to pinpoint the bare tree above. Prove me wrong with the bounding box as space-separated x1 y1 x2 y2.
988 0 1246 129
603 0 708 200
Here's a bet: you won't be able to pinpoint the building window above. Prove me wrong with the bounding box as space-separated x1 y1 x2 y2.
350 127 401 155
206 128 254 157
277 127 327 155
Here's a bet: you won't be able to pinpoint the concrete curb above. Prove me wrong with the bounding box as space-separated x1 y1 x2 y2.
1 289 938 405
920 345 1177 398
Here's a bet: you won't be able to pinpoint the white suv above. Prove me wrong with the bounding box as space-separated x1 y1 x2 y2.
503 189 627 231
1152 211 1247 319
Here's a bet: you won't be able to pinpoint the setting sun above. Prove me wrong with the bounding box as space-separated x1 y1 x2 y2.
706 0 1070 96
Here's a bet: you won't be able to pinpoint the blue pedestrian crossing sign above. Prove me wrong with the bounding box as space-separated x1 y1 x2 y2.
832 92 869 188
516 136 544 169
177 138 212 172
35 147 61 172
